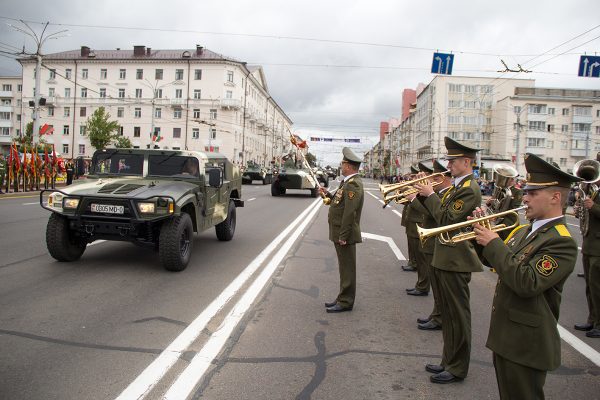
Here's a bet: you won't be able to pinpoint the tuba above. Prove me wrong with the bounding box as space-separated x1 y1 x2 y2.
488 163 519 213
573 159 600 235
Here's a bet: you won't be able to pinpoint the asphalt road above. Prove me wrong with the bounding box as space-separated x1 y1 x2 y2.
0 179 598 400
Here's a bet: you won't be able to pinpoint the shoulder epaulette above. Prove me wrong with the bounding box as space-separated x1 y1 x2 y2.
554 224 571 237
462 179 471 188
504 224 529 244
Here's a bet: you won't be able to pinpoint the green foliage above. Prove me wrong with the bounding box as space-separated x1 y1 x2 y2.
84 107 120 150
113 136 133 148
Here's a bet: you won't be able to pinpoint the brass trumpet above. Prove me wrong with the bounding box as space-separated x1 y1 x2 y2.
381 173 446 208
416 206 527 245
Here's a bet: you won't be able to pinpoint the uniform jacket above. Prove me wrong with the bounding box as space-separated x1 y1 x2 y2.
582 190 600 256
482 217 578 371
328 176 364 244
404 200 425 238
408 189 448 254
421 174 483 272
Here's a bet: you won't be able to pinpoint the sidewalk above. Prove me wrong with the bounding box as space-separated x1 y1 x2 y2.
0 182 67 199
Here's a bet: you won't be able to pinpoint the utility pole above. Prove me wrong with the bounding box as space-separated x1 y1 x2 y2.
514 105 524 174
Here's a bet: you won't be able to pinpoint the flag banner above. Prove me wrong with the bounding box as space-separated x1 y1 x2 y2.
308 136 361 143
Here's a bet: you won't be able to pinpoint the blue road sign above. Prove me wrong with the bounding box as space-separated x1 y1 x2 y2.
578 56 600 78
431 52 454 75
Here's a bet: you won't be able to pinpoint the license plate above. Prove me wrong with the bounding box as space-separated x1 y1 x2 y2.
91 204 124 214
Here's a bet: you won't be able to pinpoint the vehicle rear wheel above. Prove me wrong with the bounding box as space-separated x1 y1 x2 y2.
216 200 236 241
159 213 194 272
46 213 87 262
271 182 280 196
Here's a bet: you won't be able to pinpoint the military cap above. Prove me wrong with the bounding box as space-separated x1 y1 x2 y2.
523 153 582 190
342 147 361 165
433 159 450 175
418 161 433 174
410 164 419 174
444 136 480 160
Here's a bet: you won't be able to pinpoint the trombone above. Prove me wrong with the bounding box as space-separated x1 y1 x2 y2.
417 206 527 245
380 173 445 208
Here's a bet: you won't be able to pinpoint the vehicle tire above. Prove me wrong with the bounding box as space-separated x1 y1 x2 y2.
159 213 194 272
262 177 267 185
271 182 280 196
46 213 87 262
216 200 236 241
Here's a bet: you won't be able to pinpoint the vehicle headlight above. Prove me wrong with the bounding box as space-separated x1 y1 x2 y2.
138 202 156 214
63 198 80 209
48 193 64 209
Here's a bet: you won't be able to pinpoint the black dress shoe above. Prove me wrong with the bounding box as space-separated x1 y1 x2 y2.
324 300 337 308
574 323 593 331
418 321 442 330
401 265 417 272
407 289 428 296
417 316 431 324
405 288 415 292
586 328 600 338
430 371 463 384
425 364 444 374
326 304 353 313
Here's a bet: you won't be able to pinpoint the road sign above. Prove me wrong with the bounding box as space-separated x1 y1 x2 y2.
431 52 454 75
578 56 600 78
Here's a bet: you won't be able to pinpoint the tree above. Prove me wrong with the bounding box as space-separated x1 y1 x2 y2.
113 136 133 148
84 107 119 150
305 152 317 167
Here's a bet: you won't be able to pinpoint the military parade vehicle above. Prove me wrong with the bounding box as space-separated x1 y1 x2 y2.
40 148 243 272
314 168 329 187
270 156 321 198
241 161 269 185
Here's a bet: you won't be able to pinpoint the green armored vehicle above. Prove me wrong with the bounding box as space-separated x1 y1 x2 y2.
271 157 320 198
40 148 243 271
241 162 268 185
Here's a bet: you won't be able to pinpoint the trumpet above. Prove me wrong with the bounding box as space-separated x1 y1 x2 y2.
381 173 446 208
416 206 527 245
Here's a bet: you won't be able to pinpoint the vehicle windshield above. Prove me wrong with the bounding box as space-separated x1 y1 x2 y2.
148 155 201 178
90 152 144 176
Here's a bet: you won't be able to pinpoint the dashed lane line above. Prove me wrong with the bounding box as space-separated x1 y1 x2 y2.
361 232 405 261
557 325 600 367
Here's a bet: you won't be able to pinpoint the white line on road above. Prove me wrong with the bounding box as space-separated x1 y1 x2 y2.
116 199 322 400
163 197 323 400
21 202 39 205
558 324 600 367
361 232 406 261
246 198 256 202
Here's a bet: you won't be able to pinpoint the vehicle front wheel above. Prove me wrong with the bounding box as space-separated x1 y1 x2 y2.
216 200 236 241
46 213 87 262
159 213 194 272
271 182 281 196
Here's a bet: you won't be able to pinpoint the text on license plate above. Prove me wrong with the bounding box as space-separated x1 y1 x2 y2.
91 204 124 214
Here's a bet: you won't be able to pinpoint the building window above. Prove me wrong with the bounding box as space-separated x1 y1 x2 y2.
48 106 54 117
80 107 86 117
449 83 462 93
134 126 141 138
561 124 569 133
174 108 182 119
49 69 56 79
173 127 181 138
64 107 70 117
225 90 232 99
561 141 568 149
62 144 69 154
136 69 143 79
155 69 163 80
119 69 126 79
117 107 124 118
193 89 201 99
194 69 202 80
193 109 200 118
227 70 234 83
135 88 143 98
546 140 554 148
527 138 545 147
528 121 545 131
49 87 55 97
100 88 106 98
155 89 162 98
573 123 591 133
65 69 72 80
1 84 11 91
119 126 124 136
119 89 125 98
547 107 555 115
210 109 217 119
192 128 199 139
528 104 546 114
560 158 567 166
78 144 85 155
562 108 569 116
175 89 183 99
210 128 217 139
80 125 86 135
81 88 87 98
65 88 71 98
175 69 184 80
134 108 141 118
596 126 600 135
82 69 88 79
546 124 554 133
100 69 107 79
63 125 70 135
155 108 162 118
573 106 592 116
597 109 600 117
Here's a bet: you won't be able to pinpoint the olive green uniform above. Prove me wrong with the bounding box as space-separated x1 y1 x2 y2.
400 202 417 269
494 186 524 240
327 175 364 308
405 200 427 289
482 218 578 399
0 157 6 192
420 175 482 378
582 191 600 330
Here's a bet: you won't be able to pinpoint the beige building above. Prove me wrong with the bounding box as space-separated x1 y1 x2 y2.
0 76 22 153
494 87 600 174
17 45 292 164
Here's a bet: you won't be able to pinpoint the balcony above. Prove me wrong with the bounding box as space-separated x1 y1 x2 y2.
0 134 13 144
170 98 185 106
526 113 547 122
573 115 592 124
44 96 56 105
220 98 241 109
571 149 588 157
0 90 12 98
0 105 11 113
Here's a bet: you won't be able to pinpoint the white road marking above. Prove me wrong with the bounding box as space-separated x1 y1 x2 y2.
557 325 600 367
116 199 322 400
366 190 385 206
361 232 406 261
163 197 323 400
246 198 256 202
22 202 39 205
393 210 402 218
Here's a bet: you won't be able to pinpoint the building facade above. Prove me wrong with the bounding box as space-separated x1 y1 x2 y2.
17 45 292 164
0 76 23 153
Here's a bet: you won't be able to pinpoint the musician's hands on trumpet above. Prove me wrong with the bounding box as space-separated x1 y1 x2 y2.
469 206 500 246
414 172 435 197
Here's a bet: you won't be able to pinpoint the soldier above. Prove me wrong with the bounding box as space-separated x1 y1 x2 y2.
400 165 420 272
486 175 523 240
0 154 6 194
472 153 582 399
574 151 600 338
414 137 483 384
65 159 75 185
320 147 364 313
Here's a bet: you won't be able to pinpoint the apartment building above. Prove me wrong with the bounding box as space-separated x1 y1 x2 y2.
17 45 292 164
494 87 600 174
0 76 22 154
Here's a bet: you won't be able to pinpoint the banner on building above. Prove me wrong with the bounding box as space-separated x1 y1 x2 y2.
309 137 361 143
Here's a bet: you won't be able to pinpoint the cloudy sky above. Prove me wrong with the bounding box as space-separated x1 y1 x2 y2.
1 0 599 165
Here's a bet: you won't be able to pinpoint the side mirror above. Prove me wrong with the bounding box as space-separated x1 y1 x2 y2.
209 168 222 188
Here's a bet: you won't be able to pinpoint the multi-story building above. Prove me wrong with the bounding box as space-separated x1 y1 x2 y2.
0 76 23 153
494 87 600 174
17 45 292 164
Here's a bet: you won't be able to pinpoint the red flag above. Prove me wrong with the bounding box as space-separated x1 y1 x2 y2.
22 147 28 177
40 123 53 135
44 147 49 177
13 143 20 171
290 134 308 149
